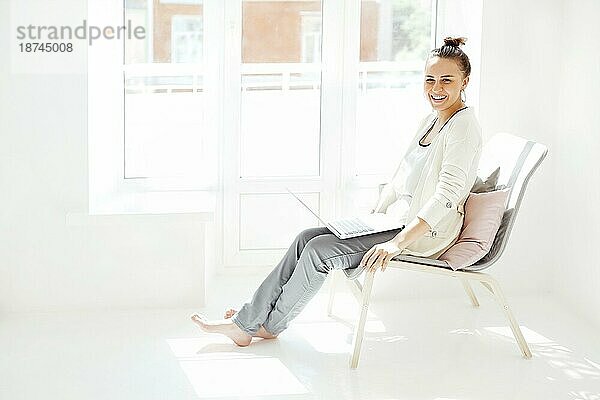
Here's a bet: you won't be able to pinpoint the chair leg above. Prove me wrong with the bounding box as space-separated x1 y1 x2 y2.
484 275 532 359
327 270 341 317
350 269 376 369
460 278 480 307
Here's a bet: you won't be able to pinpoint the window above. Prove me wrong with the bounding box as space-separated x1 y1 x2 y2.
355 0 433 180
123 1 207 185
88 0 482 270
239 1 322 179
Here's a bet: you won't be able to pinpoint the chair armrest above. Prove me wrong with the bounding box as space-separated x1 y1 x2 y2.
390 254 452 269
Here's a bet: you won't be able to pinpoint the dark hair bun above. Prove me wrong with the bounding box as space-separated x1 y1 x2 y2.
443 36 467 48
429 36 471 77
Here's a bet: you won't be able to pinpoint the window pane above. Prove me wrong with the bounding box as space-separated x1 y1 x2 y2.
124 0 204 179
240 1 322 178
356 0 432 176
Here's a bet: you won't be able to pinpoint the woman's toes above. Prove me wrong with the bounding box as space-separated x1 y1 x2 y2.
190 314 208 328
190 315 252 347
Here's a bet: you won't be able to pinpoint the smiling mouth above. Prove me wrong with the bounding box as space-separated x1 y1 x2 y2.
431 94 447 101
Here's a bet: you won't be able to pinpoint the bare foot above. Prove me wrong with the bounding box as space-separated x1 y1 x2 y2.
190 314 252 347
256 325 278 339
223 309 278 339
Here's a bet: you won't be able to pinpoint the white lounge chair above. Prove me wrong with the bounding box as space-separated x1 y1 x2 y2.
327 132 549 369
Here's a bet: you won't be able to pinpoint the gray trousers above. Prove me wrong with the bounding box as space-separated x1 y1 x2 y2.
231 225 405 336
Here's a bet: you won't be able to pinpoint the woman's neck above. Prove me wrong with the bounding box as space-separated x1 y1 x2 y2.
436 101 466 124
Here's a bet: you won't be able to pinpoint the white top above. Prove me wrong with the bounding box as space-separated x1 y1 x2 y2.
384 142 431 223
372 106 482 258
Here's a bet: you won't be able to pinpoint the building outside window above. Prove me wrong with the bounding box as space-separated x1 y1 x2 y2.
171 15 203 64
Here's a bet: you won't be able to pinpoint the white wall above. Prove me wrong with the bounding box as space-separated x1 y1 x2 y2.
554 0 600 329
0 0 207 313
476 0 600 329
477 0 561 293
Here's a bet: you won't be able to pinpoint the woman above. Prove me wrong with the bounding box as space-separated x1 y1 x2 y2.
191 36 482 346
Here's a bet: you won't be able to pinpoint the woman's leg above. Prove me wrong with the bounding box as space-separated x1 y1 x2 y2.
229 226 330 335
191 225 404 345
262 227 404 336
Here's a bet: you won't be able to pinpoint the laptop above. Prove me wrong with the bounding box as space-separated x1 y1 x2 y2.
285 187 406 239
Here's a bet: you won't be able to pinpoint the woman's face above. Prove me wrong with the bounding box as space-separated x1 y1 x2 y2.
423 56 469 112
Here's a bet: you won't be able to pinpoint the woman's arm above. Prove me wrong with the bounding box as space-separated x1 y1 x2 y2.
360 216 430 272
391 216 430 248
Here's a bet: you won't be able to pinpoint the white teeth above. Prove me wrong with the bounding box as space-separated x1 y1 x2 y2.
431 95 446 100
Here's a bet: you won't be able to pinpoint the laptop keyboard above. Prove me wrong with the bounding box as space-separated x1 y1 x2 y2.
331 217 375 235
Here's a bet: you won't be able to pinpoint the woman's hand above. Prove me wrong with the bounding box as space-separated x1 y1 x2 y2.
360 240 405 273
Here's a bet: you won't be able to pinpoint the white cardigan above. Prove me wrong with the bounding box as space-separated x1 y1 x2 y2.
373 107 483 258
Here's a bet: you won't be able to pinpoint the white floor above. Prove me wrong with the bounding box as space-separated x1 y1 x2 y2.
1 274 599 400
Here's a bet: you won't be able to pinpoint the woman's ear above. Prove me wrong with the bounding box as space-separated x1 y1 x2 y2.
462 75 470 89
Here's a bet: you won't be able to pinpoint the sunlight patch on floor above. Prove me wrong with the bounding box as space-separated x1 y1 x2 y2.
167 337 309 398
179 357 308 398
568 390 600 400
292 317 389 354
482 326 600 381
484 325 552 344
292 321 352 354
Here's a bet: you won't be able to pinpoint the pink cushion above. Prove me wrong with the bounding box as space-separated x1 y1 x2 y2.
439 189 509 270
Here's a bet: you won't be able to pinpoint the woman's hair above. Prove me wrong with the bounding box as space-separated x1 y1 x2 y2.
428 36 471 78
